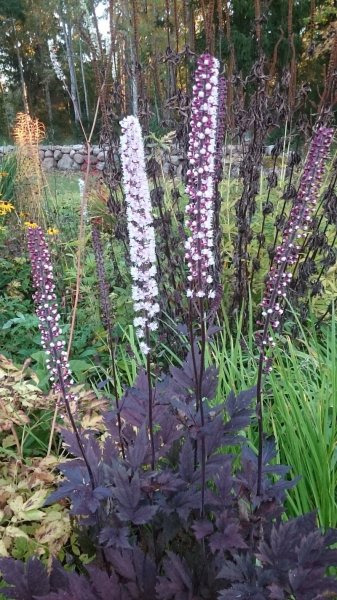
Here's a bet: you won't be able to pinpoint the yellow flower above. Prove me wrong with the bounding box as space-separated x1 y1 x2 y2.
0 172 8 176
24 221 39 229
47 227 60 236
0 201 14 216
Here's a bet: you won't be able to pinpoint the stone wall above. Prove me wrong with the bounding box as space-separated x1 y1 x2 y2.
0 142 275 177
0 143 189 176
0 144 109 172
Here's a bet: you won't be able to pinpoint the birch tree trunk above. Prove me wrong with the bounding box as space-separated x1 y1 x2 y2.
60 4 82 123
12 19 29 114
121 0 139 116
79 39 90 122
129 39 138 116
45 77 53 126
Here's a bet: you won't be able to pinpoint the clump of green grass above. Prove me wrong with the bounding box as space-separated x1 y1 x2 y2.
204 302 337 529
267 307 337 528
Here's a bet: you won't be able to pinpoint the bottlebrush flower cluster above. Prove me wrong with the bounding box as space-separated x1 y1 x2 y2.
47 41 66 85
27 226 76 403
259 126 334 369
185 53 220 299
120 116 159 355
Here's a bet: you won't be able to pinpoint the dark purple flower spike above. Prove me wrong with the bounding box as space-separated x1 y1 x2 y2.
256 126 334 496
27 225 76 405
259 126 334 366
185 53 220 301
27 225 96 489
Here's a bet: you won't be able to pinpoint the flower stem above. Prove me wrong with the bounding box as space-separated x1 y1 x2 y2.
146 327 155 471
198 297 206 518
256 353 264 496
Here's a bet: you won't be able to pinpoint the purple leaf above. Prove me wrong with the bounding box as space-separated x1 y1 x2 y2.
132 504 158 525
48 559 69 593
162 487 201 521
0 557 48 600
99 526 131 549
112 465 141 511
93 487 112 500
192 519 213 540
87 566 122 599
209 525 247 554
107 548 157 599
225 387 256 419
121 371 149 427
154 412 180 457
156 552 193 600
201 366 218 400
267 583 285 599
26 559 50 597
219 584 268 600
107 549 136 581
178 439 195 483
127 425 149 469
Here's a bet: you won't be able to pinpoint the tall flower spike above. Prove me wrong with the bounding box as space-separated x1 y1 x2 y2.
27 226 76 404
120 116 159 355
47 41 67 85
259 126 334 370
185 53 220 300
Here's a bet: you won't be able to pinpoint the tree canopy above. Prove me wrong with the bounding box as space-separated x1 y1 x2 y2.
0 0 335 141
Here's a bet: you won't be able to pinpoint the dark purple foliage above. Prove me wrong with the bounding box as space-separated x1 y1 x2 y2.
1 356 337 599
156 552 193 600
0 558 67 600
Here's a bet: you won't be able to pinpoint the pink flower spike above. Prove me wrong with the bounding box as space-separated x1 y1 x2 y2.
185 53 221 299
120 116 159 353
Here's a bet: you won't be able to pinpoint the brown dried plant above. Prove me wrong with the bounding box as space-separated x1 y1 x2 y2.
13 112 46 224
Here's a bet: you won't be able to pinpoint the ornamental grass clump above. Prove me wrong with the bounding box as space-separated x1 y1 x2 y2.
13 112 46 223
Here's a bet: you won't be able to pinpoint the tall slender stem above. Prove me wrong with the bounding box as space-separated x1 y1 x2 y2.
91 224 125 459
107 328 125 460
198 298 206 518
256 354 264 496
146 327 155 471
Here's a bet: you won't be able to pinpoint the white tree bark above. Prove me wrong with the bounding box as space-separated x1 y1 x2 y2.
12 19 29 114
79 39 90 121
60 3 82 123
